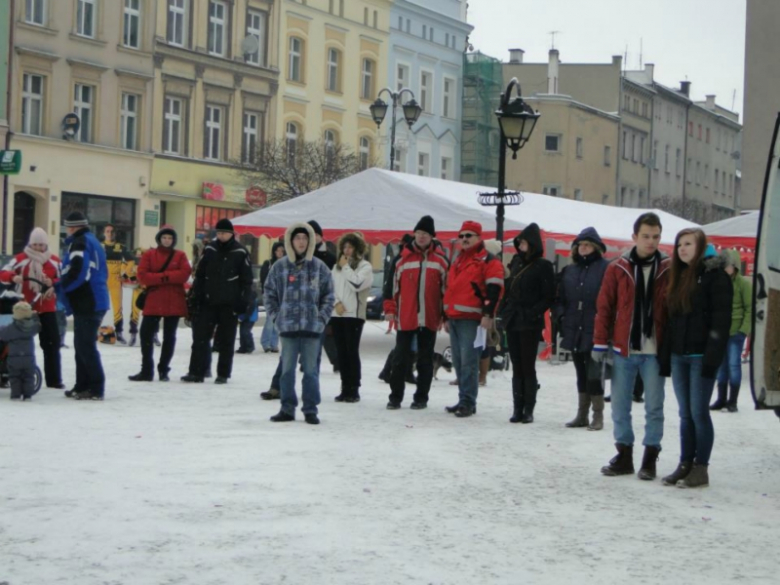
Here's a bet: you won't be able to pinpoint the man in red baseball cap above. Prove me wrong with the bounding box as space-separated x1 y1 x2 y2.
442 221 504 417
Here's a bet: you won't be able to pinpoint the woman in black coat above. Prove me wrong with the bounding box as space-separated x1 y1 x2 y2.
554 227 610 430
498 223 555 424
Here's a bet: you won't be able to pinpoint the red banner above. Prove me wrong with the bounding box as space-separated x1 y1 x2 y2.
245 186 267 207
202 182 225 201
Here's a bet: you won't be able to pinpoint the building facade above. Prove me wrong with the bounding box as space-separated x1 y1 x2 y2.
274 0 392 175
386 0 472 180
742 0 780 211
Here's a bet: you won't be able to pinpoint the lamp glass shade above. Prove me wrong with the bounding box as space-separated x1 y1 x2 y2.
370 99 388 126
402 100 422 126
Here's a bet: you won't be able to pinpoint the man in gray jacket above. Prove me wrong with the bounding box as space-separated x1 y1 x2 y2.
264 223 334 424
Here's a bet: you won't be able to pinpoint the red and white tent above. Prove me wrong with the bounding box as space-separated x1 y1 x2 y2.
233 169 698 249
703 211 759 274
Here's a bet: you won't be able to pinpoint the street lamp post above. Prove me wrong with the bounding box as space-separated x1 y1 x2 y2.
478 77 540 254
369 88 423 171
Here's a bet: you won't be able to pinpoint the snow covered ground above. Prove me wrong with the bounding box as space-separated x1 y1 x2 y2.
2 320 779 585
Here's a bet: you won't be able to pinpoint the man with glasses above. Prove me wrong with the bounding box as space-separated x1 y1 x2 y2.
443 221 504 417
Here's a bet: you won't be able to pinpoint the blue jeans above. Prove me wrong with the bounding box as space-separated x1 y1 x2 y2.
261 314 278 351
279 336 321 416
672 354 716 465
449 319 481 408
611 353 665 447
716 332 746 387
73 311 106 396
239 320 255 351
271 330 326 389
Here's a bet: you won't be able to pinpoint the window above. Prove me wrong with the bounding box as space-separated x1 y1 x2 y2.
441 157 452 180
451 35 456 48
327 49 340 92
396 64 409 92
602 194 610 205
445 33 450 46
624 95 630 111
429 27 433 41
361 59 374 100
25 0 45 25
420 71 432 113
642 102 649 118
204 105 223 161
698 124 702 140
622 131 628 159
123 0 141 49
21 73 44 136
576 137 583 158
545 134 560 152
163 96 184 155
73 83 93 143
363 7 368 25
676 148 682 177
288 37 303 82
633 98 638 113
417 152 430 176
242 112 259 164
405 19 410 33
706 127 711 144
285 122 298 167
704 164 710 188
603 145 611 166
360 137 371 171
542 185 560 197
716 128 721 151
639 137 645 165
373 10 377 29
245 10 267 66
696 161 701 185
422 25 427 39
324 129 336 169
340 0 344 17
687 158 692 183
664 145 670 173
689 121 694 137
442 78 454 118
631 134 638 162
652 140 658 169
167 0 188 47
208 1 227 57
715 169 720 194
620 187 627 206
574 189 583 201
76 0 96 38
398 16 402 29
120 93 139 150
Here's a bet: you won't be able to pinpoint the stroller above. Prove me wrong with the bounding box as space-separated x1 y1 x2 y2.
0 279 44 394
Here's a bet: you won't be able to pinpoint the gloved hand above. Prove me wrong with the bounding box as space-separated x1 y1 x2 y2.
234 300 248 316
591 349 607 364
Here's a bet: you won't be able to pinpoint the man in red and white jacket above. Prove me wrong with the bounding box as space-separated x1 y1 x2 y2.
443 220 504 417
384 215 449 410
592 212 671 480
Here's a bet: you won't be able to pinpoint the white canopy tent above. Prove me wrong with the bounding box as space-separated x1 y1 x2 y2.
233 169 698 248
703 211 759 239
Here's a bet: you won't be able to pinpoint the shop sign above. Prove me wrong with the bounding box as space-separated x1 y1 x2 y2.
144 210 159 227
202 182 225 201
0 150 22 175
245 186 267 207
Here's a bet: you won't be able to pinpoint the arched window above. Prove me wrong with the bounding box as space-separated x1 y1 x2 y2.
359 136 371 171
288 37 304 82
361 58 375 99
286 121 299 167
327 48 340 92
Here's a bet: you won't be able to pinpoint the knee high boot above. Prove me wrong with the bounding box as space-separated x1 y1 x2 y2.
478 356 490 386
710 382 728 410
588 395 605 431
565 393 591 428
522 377 538 424
378 349 394 383
726 384 740 412
510 378 524 423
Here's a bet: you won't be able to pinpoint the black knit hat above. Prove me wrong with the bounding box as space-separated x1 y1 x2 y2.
308 220 323 237
413 215 436 237
64 211 88 228
215 218 234 233
155 224 177 247
291 227 310 240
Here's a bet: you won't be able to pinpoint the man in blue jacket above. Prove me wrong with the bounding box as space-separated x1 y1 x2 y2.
264 223 334 425
58 211 110 400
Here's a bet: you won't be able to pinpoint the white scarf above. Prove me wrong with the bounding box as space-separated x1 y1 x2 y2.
23 246 52 294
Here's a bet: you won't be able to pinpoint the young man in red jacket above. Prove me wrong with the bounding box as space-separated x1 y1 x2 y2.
592 213 671 479
384 215 449 410
443 221 504 417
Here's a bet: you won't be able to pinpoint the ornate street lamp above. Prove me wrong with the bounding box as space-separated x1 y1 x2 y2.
370 88 422 171
478 77 540 254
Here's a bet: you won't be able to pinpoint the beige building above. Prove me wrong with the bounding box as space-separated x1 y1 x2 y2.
276 0 392 171
742 0 780 211
504 94 620 205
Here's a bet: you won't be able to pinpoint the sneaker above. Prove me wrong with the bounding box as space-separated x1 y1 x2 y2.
260 388 280 400
128 372 153 382
116 333 127 345
180 374 205 383
410 402 427 410
270 411 295 423
386 402 401 410
304 413 320 425
215 376 228 384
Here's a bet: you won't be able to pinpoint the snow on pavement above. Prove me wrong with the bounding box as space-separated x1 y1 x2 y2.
2 321 779 585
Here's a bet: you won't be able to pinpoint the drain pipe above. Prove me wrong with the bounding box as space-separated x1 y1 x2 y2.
3 0 15 255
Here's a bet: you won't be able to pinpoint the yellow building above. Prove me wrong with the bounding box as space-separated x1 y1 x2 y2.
276 0 392 170
149 0 280 260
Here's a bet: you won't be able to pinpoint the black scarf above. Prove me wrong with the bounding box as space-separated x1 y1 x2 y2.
629 248 660 351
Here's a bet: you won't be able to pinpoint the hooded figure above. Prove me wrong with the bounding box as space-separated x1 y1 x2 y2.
0 301 42 400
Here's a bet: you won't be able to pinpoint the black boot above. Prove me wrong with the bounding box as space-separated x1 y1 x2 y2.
334 382 349 402
726 384 740 412
158 369 170 382
128 372 153 382
521 377 538 424
710 382 728 410
601 443 635 476
509 378 524 423
378 350 394 383
345 387 361 403
637 446 661 480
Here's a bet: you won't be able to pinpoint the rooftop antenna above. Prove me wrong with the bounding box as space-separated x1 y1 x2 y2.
549 31 561 50
624 45 628 72
639 38 643 69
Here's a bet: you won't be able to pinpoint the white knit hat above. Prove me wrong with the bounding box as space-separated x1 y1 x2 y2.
13 302 34 320
28 227 49 246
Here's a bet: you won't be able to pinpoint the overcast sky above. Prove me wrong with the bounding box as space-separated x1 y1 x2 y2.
467 0 746 116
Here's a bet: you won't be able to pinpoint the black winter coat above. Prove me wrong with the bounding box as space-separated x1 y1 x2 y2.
194 237 253 312
659 255 733 379
260 242 285 295
554 253 609 353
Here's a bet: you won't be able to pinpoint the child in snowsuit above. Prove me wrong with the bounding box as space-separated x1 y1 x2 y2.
0 302 41 400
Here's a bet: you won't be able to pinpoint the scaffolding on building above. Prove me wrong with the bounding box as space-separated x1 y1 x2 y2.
460 52 504 187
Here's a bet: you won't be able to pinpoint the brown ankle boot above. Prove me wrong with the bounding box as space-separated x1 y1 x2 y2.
676 463 709 488
478 357 490 386
601 443 634 476
565 393 590 427
588 396 605 431
637 446 661 480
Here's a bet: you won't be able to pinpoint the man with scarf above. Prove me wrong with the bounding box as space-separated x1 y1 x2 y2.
592 213 671 480
0 227 64 389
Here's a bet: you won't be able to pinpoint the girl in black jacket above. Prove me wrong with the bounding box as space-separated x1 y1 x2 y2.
498 223 555 424
554 227 610 430
660 228 732 489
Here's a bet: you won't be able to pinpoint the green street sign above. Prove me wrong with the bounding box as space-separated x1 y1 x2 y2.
0 150 22 175
144 210 159 227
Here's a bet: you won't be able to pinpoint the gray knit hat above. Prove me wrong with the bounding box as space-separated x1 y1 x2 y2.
13 301 34 321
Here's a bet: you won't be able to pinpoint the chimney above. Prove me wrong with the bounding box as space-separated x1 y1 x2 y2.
508 48 525 64
547 49 560 94
645 63 655 81
612 55 622 67
680 81 691 97
705 94 716 110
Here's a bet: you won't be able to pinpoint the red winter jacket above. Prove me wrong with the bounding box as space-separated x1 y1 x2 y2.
443 243 505 321
593 252 670 358
384 242 449 331
137 247 191 317
0 252 61 313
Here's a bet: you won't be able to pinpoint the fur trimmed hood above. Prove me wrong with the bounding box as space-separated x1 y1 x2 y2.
284 222 317 262
336 232 367 268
